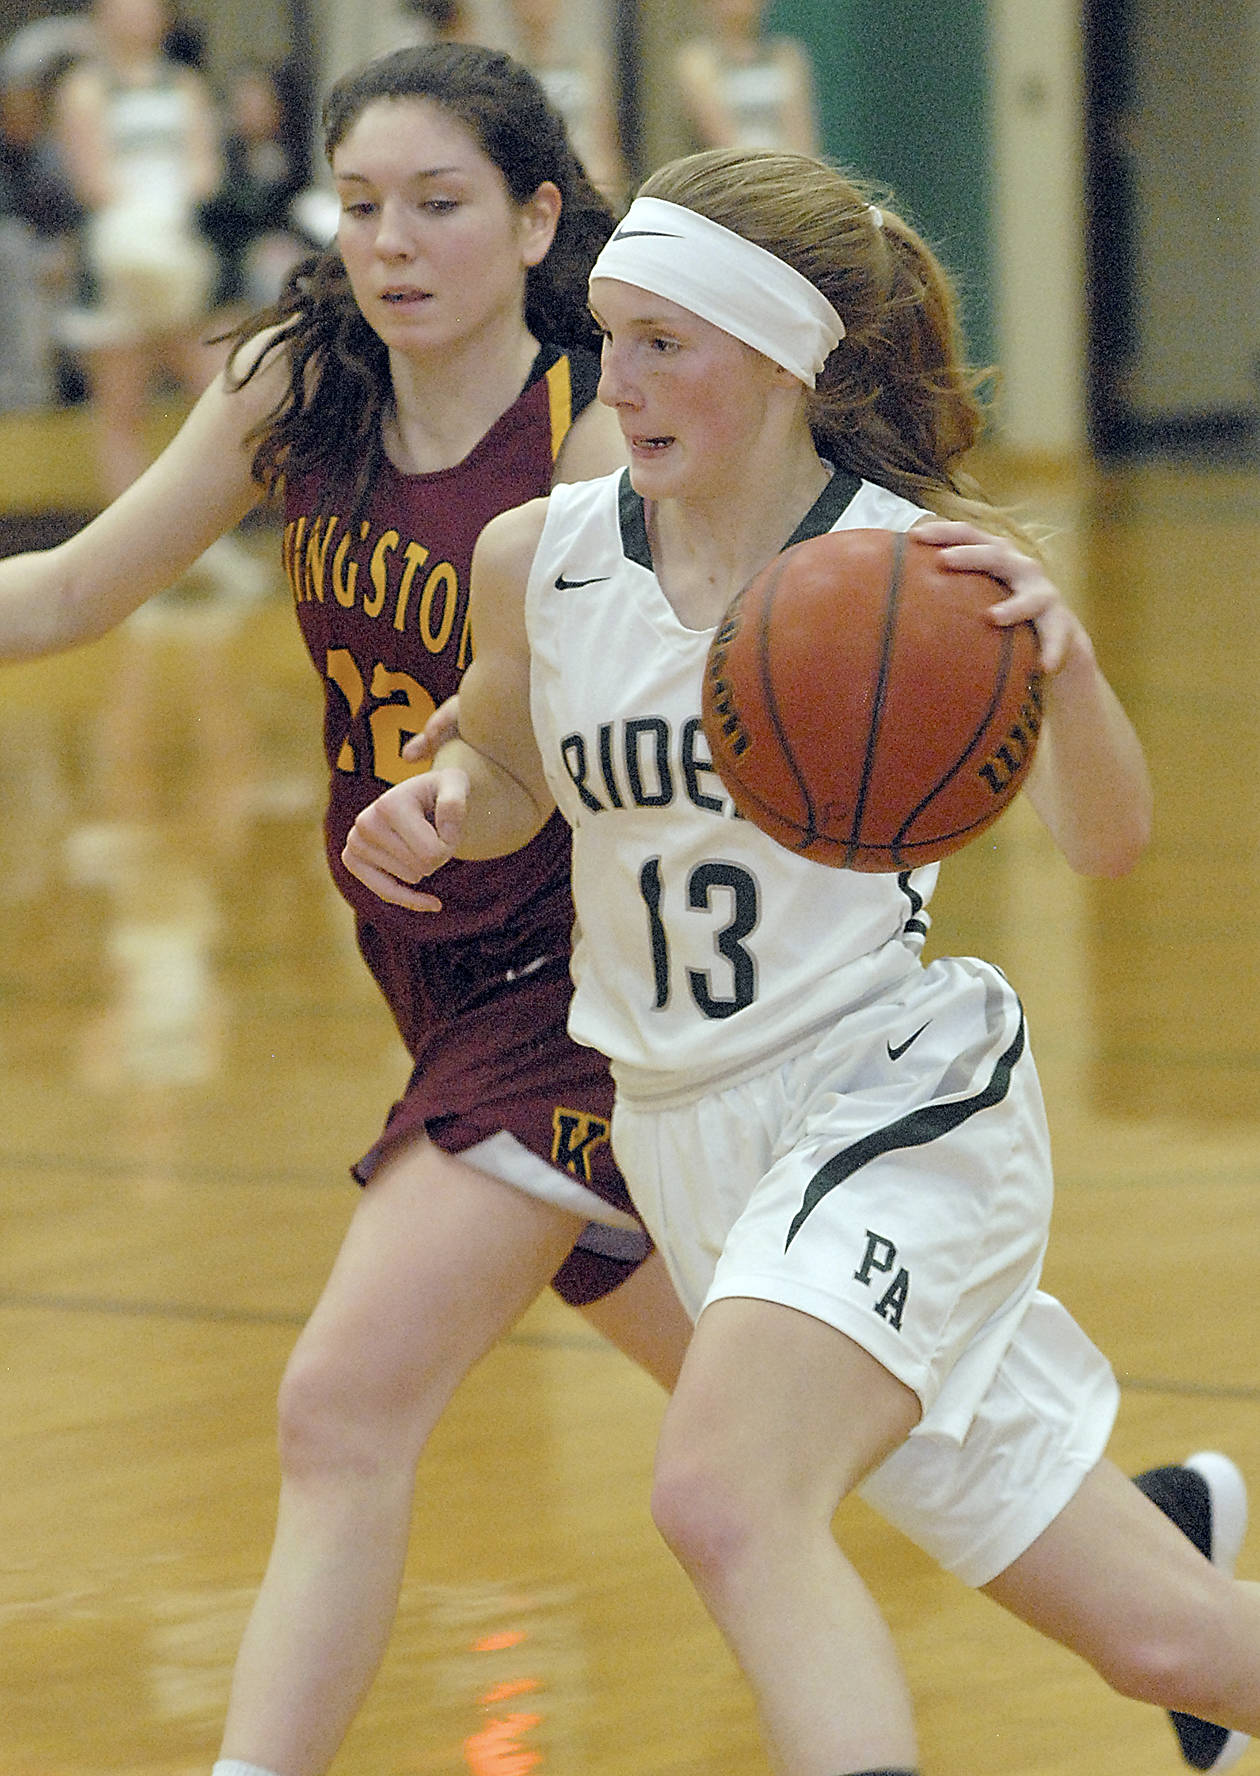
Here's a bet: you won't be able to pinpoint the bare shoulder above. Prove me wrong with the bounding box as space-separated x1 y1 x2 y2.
553 397 625 484
77 327 299 553
464 499 551 671
223 322 299 403
476 497 551 582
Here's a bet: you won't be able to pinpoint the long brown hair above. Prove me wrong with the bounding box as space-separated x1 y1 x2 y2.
224 43 616 513
637 149 1022 538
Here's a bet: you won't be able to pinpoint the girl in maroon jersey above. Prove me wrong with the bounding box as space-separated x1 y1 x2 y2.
0 43 690 1776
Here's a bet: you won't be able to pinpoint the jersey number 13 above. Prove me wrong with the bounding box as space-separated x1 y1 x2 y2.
639 857 760 1020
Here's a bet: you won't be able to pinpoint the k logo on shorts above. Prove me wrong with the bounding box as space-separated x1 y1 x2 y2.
551 1108 611 1182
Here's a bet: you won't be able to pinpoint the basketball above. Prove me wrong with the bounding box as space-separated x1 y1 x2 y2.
701 528 1043 871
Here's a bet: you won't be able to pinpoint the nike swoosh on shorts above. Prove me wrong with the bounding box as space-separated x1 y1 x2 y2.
887 1023 930 1061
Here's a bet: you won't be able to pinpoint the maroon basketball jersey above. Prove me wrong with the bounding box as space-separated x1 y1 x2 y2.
283 344 600 1044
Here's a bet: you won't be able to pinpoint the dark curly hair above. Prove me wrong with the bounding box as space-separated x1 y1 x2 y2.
224 43 616 514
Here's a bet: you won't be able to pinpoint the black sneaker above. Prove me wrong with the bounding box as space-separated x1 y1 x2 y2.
1133 1451 1250 1772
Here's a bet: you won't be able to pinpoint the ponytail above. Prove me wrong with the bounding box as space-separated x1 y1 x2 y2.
638 149 1029 542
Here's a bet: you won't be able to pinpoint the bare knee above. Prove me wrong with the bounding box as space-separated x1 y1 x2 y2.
1094 1628 1194 1707
275 1336 434 1487
651 1439 814 1598
1091 1593 1240 1715
651 1451 754 1587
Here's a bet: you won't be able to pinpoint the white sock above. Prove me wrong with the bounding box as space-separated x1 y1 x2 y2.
212 1762 286 1776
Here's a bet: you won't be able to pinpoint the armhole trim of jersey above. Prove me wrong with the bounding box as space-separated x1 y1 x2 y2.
545 353 574 462
784 467 863 546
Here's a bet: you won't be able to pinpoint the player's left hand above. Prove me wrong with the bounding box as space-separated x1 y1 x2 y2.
912 518 1092 678
342 768 469 913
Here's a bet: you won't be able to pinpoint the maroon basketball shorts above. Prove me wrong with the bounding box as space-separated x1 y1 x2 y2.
354 947 652 1305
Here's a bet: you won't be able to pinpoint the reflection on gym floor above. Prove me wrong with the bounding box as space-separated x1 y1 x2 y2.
2 425 1259 1774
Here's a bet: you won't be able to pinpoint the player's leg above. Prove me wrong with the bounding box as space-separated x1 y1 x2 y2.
651 1295 922 1776
576 1247 692 1389
982 1454 1260 1755
217 1133 589 1776
1132 1451 1251 1770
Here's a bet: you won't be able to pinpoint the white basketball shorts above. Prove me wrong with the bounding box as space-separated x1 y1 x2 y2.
611 953 1119 1585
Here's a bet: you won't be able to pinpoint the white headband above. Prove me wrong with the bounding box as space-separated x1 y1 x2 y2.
589 196 844 386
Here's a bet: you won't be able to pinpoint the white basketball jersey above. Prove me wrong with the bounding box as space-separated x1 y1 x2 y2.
527 468 939 1101
105 74 200 220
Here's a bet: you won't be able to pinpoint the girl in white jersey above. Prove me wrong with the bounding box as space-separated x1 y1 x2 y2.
55 0 221 500
344 148 1260 1776
674 0 820 156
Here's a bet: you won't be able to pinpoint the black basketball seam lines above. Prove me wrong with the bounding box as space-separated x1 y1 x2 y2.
754 549 820 848
847 532 905 866
718 536 1036 869
891 620 1018 853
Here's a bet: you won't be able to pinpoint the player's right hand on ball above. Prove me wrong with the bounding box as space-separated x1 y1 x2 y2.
342 768 469 912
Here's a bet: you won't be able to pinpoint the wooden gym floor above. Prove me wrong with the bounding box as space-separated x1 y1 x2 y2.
2 408 1259 1775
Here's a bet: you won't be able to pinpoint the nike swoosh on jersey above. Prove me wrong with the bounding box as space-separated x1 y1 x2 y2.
554 572 611 590
886 1023 930 1061
610 227 683 240
503 955 552 983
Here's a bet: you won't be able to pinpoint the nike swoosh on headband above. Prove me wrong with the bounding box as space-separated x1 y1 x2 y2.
591 196 844 385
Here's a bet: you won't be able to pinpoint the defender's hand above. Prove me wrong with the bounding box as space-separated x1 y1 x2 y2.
342 768 470 912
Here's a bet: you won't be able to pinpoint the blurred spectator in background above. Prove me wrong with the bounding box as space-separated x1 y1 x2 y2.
674 0 819 156
0 32 86 409
404 0 480 44
198 60 314 312
54 0 221 501
161 6 207 71
505 0 627 201
54 0 266 595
